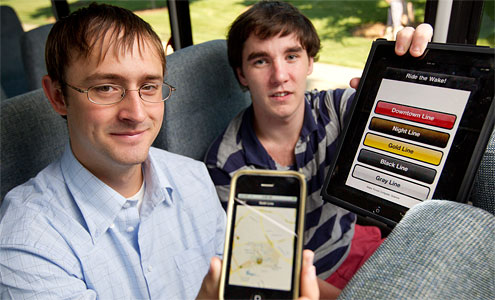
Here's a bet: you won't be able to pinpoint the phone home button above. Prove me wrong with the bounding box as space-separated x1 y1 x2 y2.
251 293 264 300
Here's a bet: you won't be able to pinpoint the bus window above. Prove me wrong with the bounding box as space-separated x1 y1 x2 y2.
189 0 245 45
2 0 57 31
4 1 173 52
477 0 494 47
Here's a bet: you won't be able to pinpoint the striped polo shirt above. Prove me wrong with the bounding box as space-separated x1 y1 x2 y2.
205 88 356 279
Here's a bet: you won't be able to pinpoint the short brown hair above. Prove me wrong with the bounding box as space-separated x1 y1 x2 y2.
227 1 320 84
45 3 166 85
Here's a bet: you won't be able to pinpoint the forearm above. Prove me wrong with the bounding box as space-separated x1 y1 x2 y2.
317 277 341 300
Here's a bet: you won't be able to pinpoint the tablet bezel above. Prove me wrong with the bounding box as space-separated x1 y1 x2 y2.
321 40 495 227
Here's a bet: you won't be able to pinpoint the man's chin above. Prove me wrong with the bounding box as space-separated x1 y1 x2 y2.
110 146 150 166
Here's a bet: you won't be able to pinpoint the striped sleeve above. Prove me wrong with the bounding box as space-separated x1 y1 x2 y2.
205 111 246 206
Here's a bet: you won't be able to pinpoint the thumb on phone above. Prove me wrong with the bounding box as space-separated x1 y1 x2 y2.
298 250 319 300
196 256 222 300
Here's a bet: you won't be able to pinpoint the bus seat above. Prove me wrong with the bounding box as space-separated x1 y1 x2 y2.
0 85 7 101
471 128 495 215
339 199 494 299
21 24 52 91
0 89 68 201
156 39 251 160
0 5 28 99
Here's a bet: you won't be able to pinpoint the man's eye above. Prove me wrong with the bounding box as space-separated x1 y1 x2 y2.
140 84 159 95
254 59 266 66
93 85 118 93
287 54 298 60
141 84 158 91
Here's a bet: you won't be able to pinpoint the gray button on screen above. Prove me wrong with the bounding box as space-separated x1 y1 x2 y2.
352 164 430 200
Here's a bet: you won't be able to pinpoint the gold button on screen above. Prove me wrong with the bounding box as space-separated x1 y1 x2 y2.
364 133 443 165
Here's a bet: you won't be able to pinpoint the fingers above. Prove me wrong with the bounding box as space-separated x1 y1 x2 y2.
196 257 222 300
209 256 222 283
299 250 319 300
395 26 415 56
301 250 315 273
396 23 433 57
349 77 360 89
408 23 433 57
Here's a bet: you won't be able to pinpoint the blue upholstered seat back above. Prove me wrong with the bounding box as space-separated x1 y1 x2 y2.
1 89 68 200
156 39 250 160
0 6 27 98
471 129 495 214
339 200 494 299
21 24 52 91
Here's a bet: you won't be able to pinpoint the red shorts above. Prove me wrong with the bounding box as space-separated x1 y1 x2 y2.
325 224 384 290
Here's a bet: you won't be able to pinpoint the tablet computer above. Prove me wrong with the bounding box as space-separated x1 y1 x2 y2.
321 40 494 227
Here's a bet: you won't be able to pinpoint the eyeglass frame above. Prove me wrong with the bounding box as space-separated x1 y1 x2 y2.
60 81 176 105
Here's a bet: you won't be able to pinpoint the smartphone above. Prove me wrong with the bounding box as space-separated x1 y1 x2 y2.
219 169 307 300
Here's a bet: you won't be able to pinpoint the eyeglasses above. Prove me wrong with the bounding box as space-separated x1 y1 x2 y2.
62 81 176 105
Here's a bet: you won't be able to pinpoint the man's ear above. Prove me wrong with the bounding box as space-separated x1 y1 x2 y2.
307 57 314 76
236 67 249 88
42 75 67 116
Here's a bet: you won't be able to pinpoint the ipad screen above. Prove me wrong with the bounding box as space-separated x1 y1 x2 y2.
346 68 474 208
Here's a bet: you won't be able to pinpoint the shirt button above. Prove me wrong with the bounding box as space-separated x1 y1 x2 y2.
123 202 131 209
147 265 153 272
109 223 115 229
126 226 135 233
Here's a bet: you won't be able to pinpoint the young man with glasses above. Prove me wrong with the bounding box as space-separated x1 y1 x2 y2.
206 1 432 297
1 3 206 299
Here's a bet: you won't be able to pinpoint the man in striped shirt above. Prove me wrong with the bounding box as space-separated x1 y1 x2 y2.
205 1 432 297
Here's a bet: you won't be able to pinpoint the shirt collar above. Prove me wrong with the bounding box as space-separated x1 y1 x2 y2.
239 97 318 168
300 93 319 139
141 149 172 212
239 106 276 169
61 144 170 242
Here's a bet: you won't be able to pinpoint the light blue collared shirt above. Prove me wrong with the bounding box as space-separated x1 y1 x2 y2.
0 145 226 299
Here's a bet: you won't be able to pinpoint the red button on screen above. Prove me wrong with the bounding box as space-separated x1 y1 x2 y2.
375 101 456 129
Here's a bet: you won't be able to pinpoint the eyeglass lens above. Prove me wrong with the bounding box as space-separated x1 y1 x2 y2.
88 83 172 104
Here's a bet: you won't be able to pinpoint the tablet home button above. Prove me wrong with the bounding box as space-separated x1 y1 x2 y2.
251 293 264 300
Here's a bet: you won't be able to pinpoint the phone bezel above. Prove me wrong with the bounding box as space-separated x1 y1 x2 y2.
219 169 307 300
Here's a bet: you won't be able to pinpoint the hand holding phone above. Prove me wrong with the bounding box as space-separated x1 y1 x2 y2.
219 170 307 300
197 250 319 300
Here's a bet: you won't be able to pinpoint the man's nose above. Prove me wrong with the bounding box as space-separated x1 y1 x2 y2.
118 89 147 123
271 60 289 85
